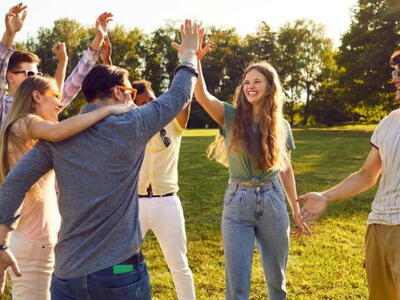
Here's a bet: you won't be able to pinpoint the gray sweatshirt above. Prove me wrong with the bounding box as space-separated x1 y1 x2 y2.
0 63 197 279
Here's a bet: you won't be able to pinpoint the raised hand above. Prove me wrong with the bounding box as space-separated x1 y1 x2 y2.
172 24 210 60
100 36 112 65
52 41 68 62
172 19 201 64
298 192 329 222
196 28 211 60
5 3 27 35
91 12 113 51
95 12 113 40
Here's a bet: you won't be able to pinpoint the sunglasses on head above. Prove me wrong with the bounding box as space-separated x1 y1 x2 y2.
160 128 171 148
110 85 137 101
12 70 43 77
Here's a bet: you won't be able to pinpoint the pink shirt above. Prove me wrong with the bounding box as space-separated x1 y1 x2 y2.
7 115 60 242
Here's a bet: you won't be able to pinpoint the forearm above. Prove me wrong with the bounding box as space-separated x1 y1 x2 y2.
32 106 111 142
90 33 103 51
194 61 224 125
0 44 13 101
279 166 299 214
176 101 192 129
195 61 216 104
0 225 11 246
323 170 377 203
138 62 197 139
60 47 99 107
1 31 15 48
101 56 112 65
54 58 68 90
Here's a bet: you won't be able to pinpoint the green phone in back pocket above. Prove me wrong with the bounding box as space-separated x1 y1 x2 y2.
113 264 135 274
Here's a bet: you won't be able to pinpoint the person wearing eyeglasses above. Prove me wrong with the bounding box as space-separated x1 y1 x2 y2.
0 19 200 300
0 4 109 126
0 5 117 299
132 80 195 300
298 50 400 300
0 74 131 300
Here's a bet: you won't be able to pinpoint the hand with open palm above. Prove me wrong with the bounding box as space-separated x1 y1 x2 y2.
5 3 27 35
172 27 211 61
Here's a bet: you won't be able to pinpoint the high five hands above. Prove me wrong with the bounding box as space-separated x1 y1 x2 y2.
172 25 211 60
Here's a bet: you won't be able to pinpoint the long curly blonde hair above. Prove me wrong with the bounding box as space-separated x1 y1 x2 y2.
207 62 290 172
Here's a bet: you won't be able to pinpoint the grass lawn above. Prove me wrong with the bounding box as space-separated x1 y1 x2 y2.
144 125 374 299
3 125 376 299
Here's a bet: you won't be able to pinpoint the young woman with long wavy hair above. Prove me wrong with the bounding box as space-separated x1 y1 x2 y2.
0 75 131 299
190 35 311 300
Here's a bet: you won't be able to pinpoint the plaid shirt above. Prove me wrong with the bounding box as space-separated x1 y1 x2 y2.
0 44 13 125
0 45 99 124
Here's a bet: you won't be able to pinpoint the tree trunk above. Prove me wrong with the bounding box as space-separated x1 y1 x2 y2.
302 82 312 126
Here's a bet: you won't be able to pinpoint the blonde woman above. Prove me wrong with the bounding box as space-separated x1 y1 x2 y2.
0 76 131 300
190 37 311 299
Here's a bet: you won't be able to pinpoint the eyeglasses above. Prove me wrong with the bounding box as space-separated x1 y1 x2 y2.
160 128 171 148
12 70 43 77
110 86 137 101
40 89 61 99
392 70 400 80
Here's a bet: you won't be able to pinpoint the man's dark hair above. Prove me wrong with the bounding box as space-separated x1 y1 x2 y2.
7 50 40 72
131 80 153 95
82 64 129 102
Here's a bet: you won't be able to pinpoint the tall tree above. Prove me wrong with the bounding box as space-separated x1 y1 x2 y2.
336 0 400 121
107 25 145 80
276 19 334 125
27 18 90 76
141 24 180 95
244 21 277 64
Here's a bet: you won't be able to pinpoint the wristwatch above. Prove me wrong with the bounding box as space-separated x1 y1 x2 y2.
0 245 8 250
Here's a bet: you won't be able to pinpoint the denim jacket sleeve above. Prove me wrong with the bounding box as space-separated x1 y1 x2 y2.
0 142 53 228
129 61 197 141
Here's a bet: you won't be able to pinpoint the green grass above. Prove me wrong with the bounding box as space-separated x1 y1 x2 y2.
145 125 374 299
3 125 376 299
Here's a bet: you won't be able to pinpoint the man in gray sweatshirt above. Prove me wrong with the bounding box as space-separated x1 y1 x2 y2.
0 19 200 300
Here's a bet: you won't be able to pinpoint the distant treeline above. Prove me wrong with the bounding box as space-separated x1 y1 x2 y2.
17 0 400 127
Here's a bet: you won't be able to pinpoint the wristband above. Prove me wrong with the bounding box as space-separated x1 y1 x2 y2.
174 63 199 78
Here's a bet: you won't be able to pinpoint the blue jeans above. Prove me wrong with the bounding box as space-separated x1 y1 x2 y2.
50 260 150 300
222 180 289 300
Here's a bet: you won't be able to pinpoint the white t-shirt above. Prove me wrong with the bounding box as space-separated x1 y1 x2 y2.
138 118 184 195
368 109 400 225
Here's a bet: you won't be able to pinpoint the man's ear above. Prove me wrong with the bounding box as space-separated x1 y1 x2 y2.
112 87 125 103
6 71 14 86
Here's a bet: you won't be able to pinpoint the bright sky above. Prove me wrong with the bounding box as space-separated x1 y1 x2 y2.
1 0 358 47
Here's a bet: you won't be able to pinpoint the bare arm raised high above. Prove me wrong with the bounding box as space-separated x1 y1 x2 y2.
173 29 224 126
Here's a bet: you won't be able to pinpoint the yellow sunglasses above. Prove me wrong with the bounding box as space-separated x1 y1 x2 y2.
40 89 61 99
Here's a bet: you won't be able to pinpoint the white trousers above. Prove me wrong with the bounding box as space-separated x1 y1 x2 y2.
8 231 55 300
139 195 196 300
